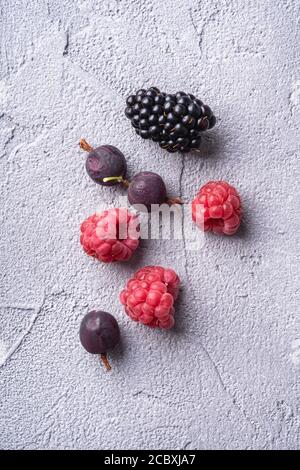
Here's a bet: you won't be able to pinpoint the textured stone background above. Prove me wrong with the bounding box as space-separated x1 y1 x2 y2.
0 0 299 450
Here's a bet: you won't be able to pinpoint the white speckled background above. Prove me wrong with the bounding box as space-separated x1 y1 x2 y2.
0 0 299 450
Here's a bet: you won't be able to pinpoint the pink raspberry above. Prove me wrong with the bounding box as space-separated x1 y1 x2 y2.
120 266 180 329
80 208 140 262
192 181 242 235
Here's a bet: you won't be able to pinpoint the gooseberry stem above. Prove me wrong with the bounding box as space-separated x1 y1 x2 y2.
102 176 130 188
100 353 111 371
79 138 93 152
167 197 183 205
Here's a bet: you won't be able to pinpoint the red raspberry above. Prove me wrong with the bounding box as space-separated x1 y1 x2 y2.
80 208 140 262
192 181 242 235
120 266 180 329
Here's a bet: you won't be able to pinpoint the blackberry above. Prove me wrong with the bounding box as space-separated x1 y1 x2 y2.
125 87 216 153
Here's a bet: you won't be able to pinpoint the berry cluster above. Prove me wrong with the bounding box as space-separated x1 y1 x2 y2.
80 139 181 211
78 85 246 371
192 181 242 235
80 208 140 262
120 266 180 329
125 87 216 153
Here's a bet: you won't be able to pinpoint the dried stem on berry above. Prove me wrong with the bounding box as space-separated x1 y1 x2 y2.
100 353 111 371
79 138 94 152
122 179 130 188
166 197 183 205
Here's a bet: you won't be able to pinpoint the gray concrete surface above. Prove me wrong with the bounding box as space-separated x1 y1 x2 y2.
0 0 299 450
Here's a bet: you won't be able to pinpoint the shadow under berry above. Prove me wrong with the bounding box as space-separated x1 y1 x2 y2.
188 128 224 161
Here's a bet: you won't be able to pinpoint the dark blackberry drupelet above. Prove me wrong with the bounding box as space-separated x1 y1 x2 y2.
125 87 216 153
